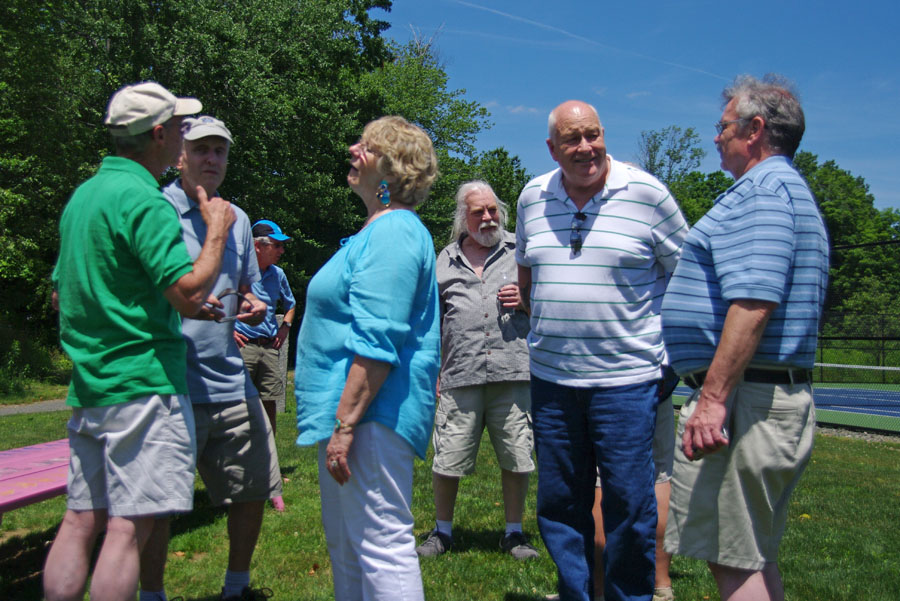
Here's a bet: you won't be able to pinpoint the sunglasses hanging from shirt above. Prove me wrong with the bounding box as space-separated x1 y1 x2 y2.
570 211 587 255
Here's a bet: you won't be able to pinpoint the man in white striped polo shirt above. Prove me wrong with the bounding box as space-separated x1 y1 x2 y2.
516 100 688 601
661 75 828 601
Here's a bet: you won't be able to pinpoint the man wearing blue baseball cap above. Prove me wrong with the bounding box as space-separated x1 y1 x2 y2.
235 219 296 447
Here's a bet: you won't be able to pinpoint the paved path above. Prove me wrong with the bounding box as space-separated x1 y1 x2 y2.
0 399 67 417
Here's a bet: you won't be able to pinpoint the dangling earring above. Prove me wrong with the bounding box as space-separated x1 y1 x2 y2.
376 180 391 206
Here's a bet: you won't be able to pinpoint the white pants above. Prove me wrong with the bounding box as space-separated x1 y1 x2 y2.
318 422 424 601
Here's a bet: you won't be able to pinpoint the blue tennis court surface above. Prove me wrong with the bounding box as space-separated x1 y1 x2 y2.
673 385 900 419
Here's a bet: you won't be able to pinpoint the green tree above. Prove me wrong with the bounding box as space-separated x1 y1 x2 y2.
635 125 706 185
360 37 529 248
0 0 394 349
794 150 900 314
667 170 732 225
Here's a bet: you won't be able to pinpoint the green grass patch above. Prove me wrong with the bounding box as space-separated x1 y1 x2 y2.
1 408 899 600
0 381 69 406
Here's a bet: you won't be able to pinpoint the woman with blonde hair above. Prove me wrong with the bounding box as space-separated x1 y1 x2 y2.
294 116 440 600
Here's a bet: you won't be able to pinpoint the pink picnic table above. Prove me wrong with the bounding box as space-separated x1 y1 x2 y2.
0 438 69 522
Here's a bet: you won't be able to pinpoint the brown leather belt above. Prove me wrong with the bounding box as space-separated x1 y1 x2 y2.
244 337 275 346
683 368 812 389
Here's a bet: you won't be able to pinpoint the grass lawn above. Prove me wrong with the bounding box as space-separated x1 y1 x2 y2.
0 381 68 406
1 407 899 600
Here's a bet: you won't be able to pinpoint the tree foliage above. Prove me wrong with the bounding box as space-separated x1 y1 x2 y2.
667 170 732 226
795 151 900 314
0 0 534 360
636 125 706 186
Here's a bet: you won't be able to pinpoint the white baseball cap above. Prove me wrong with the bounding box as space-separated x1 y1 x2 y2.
104 82 202 136
183 115 233 144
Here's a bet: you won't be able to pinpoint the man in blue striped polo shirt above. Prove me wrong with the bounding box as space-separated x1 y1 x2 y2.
516 100 688 601
661 75 829 601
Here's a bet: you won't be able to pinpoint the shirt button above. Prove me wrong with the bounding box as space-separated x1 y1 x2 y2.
485 331 490 336
484 313 489 318
487 350 492 355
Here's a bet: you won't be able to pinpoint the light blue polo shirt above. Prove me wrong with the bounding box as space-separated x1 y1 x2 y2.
661 156 829 375
162 179 261 403
234 264 296 339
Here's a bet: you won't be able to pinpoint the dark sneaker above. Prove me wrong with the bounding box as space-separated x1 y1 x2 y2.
220 586 274 601
415 528 452 557
500 531 539 560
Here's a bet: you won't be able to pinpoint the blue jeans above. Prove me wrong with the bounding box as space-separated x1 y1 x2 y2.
532 375 658 601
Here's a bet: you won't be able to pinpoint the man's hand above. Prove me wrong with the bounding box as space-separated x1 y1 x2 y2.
680 299 776 461
235 292 266 326
191 294 226 321
273 324 289 350
682 395 730 461
497 283 521 310
51 290 59 312
195 185 236 234
234 330 249 349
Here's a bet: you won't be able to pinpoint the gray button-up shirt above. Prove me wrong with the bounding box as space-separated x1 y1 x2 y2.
437 231 530 390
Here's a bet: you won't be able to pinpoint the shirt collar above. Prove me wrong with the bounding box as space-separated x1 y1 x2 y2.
543 154 626 208
166 178 220 217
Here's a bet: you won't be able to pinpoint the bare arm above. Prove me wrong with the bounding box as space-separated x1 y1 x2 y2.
325 355 392 484
517 264 532 315
163 186 236 317
273 305 297 350
682 298 776 460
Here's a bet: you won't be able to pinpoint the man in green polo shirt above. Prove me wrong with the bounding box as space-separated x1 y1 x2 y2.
44 82 236 601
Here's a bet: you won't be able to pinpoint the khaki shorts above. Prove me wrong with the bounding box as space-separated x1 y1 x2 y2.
239 342 284 404
67 394 196 517
432 381 534 476
665 381 815 570
596 395 675 487
193 396 283 505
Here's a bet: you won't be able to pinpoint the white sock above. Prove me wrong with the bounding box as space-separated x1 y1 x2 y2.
505 522 522 535
435 519 453 538
223 570 250 598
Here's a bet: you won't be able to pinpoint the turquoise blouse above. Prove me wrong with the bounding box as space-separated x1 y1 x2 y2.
294 210 440 458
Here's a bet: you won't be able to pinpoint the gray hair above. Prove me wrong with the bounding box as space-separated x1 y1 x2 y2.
112 129 154 155
724 74 805 158
547 101 601 139
450 180 509 242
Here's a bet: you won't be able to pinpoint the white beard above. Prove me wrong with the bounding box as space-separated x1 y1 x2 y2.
469 222 503 247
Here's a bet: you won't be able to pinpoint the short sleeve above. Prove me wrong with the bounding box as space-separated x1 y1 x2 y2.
126 197 193 290
345 214 429 366
712 188 794 303
279 269 296 310
515 194 530 267
651 189 689 273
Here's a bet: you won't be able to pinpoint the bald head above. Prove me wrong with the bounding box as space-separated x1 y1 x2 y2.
546 100 608 199
548 101 601 140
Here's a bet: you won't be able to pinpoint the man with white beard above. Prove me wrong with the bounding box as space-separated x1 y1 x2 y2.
416 181 539 560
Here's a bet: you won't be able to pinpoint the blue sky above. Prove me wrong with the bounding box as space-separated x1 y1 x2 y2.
381 0 900 210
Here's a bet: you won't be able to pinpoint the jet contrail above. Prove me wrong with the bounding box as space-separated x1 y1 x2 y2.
453 0 730 82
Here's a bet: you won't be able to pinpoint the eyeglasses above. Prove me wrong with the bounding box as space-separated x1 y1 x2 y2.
714 118 747 135
570 212 587 255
